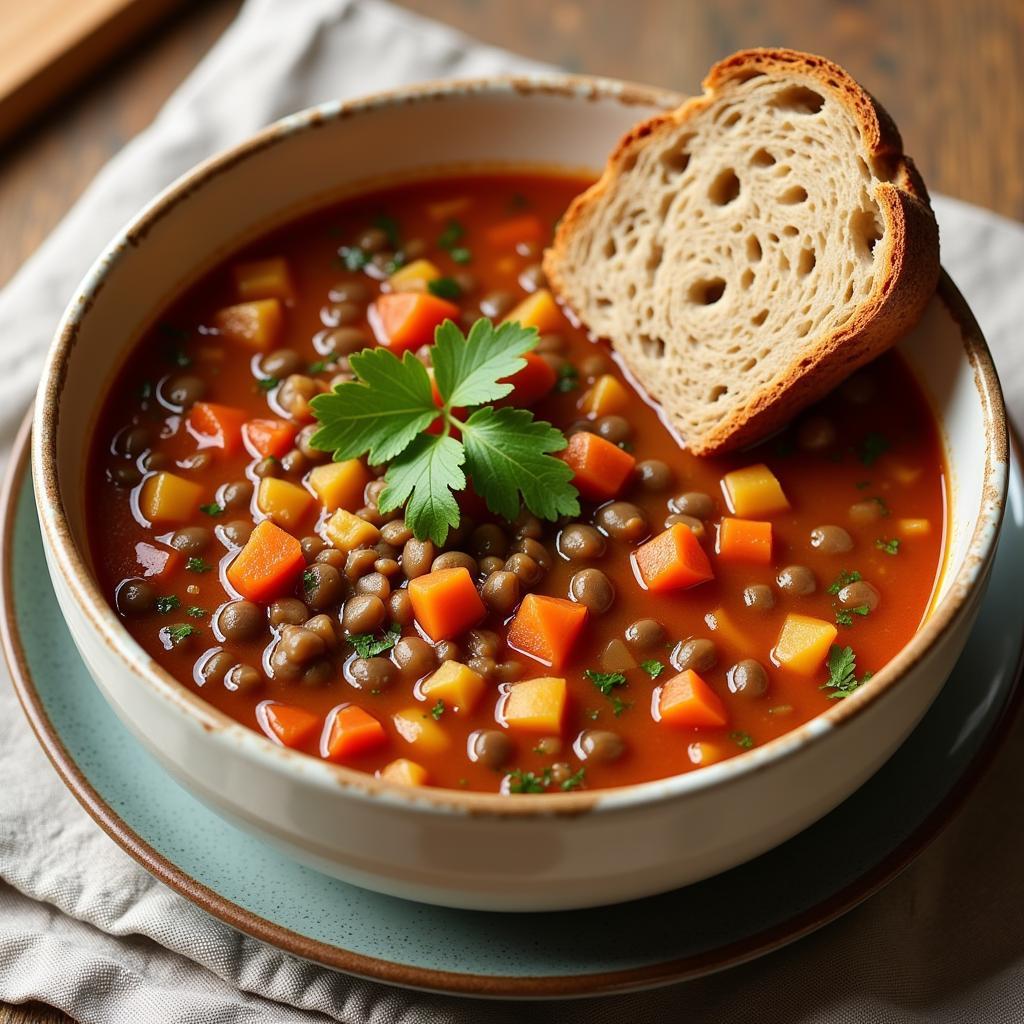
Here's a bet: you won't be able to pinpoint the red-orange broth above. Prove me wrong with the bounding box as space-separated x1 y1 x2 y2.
87 173 946 794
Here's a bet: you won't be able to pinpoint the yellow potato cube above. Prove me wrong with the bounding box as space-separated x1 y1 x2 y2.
232 257 293 301
419 661 486 714
772 614 838 675
392 708 449 754
501 676 567 733
503 288 562 334
256 477 313 530
579 374 629 418
388 259 442 292
309 459 371 513
379 758 429 786
721 464 790 517
687 741 726 767
213 299 283 350
703 606 745 651
323 509 380 553
138 472 203 525
898 518 932 537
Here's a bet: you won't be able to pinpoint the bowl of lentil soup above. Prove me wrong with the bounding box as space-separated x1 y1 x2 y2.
31 77 1006 910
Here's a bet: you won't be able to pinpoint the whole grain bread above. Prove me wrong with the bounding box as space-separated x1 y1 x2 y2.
543 49 939 455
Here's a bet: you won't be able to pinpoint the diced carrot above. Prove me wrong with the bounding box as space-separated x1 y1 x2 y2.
484 214 546 249
656 670 728 729
633 523 714 592
370 293 459 355
227 520 305 602
233 257 293 301
258 701 319 749
323 704 387 761
503 288 562 334
379 758 429 786
716 518 773 564
500 352 557 407
507 594 588 670
188 402 248 455
213 299 283 350
408 567 486 642
134 541 180 580
244 418 298 459
579 374 629 418
561 431 636 501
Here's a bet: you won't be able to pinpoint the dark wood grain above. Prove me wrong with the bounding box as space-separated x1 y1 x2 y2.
0 1 1019 1020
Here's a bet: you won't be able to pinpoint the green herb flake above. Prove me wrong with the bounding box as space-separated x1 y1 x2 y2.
186 557 212 574
186 606 206 619
437 219 464 251
611 697 633 718
560 767 586 792
859 432 890 467
730 731 755 749
427 276 462 300
307 361 329 375
640 659 665 679
870 496 891 517
384 253 406 275
199 502 224 517
155 595 180 615
836 605 871 628
430 699 446 721
556 364 579 393
506 768 551 794
302 568 317 593
256 377 279 391
165 623 199 646
827 569 862 596
349 625 401 659
876 537 900 556
339 246 369 271
449 246 472 264
584 669 627 697
821 645 874 700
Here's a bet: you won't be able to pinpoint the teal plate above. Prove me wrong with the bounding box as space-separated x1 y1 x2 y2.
4 422 1023 998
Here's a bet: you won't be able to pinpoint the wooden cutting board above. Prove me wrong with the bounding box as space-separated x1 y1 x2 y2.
0 0 186 143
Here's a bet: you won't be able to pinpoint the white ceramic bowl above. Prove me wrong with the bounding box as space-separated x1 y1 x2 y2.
32 76 1007 911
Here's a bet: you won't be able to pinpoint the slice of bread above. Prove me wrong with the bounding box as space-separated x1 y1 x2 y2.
544 49 939 455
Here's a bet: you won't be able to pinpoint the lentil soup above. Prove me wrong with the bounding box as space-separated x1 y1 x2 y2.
87 173 946 794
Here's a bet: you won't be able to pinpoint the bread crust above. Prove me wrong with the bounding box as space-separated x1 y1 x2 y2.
544 48 940 456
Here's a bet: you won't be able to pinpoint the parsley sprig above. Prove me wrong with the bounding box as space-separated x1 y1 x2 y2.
310 318 579 544
821 645 873 699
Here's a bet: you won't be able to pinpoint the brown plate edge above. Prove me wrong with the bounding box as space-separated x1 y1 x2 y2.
3 407 1023 1000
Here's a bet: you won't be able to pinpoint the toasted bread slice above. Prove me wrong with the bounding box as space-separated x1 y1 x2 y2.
544 49 939 455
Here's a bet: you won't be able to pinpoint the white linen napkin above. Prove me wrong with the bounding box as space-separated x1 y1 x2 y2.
1 1 1023 1020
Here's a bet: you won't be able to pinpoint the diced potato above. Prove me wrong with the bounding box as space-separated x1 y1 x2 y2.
579 374 629 418
419 660 485 714
898 517 932 536
256 477 313 529
379 758 429 786
721 464 790 517
501 676 567 733
213 299 283 350
772 614 838 675
687 741 726 767
138 472 203 524
503 288 562 334
323 508 380 553
886 460 923 486
308 459 371 512
388 258 442 293
233 257 293 301
392 708 449 754
703 606 745 651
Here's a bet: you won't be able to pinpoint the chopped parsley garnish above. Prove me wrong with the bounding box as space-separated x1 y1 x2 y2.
449 247 472 264
584 669 627 696
349 624 401 658
165 623 199 646
383 252 406 274
307 360 329 375
199 502 224 517
427 276 462 300
309 318 579 544
186 605 206 619
859 432 890 466
876 537 900 556
339 246 369 271
506 768 551 794
730 731 755 749
155 595 180 615
836 605 871 628
302 568 317 593
186 557 211 574
640 659 665 679
430 699 446 720
611 697 633 717
256 376 279 391
821 644 873 700
373 213 401 249
827 569 862 596
560 767 586 791
556 364 579 393
437 219 464 250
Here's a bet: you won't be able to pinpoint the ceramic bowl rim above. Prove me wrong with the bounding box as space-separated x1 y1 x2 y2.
30 73 1009 818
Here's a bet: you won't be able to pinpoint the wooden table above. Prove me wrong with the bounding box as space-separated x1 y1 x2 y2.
0 1 1019 1020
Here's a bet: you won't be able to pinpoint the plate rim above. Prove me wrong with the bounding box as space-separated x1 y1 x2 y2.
3 409 1023 999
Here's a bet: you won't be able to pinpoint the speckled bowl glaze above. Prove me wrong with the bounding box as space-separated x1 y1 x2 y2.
32 76 1008 912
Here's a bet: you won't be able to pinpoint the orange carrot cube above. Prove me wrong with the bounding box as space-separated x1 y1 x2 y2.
633 523 714 592
716 518 773 564
657 670 728 729
501 352 557 407
561 431 636 501
243 418 298 459
323 704 387 761
371 292 459 355
485 214 546 249
227 520 305 602
188 402 248 455
407 567 485 642
258 701 319 749
506 593 588 670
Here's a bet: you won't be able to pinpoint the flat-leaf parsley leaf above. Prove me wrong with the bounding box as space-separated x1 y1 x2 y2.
584 669 627 696
821 645 874 699
349 625 401 658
